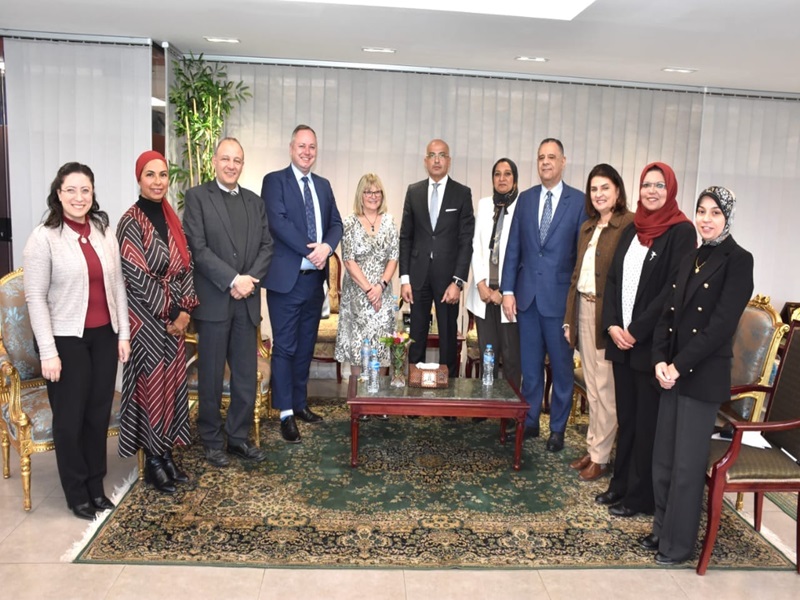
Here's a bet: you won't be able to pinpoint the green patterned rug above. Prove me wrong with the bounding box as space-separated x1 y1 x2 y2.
77 398 794 570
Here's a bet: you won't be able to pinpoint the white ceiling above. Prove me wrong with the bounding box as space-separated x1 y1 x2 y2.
3 0 800 95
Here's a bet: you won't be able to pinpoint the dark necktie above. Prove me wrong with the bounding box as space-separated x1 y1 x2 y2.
302 176 317 241
540 190 553 244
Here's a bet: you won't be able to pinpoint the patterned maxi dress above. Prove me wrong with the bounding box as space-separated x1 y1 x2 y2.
116 204 198 457
334 213 399 366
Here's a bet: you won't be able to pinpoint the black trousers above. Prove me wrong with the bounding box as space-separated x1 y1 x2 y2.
408 276 460 377
47 324 118 507
652 389 719 560
475 302 521 388
607 359 660 513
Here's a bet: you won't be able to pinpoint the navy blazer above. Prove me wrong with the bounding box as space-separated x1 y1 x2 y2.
651 236 754 404
398 177 474 291
603 221 697 371
501 183 587 317
183 181 273 326
261 165 343 293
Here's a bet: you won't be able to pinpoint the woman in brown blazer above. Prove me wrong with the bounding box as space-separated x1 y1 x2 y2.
564 164 634 481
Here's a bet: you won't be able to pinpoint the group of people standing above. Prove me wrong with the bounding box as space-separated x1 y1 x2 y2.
23 126 754 567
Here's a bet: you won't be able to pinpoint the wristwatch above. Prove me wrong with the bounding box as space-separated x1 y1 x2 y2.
453 278 464 290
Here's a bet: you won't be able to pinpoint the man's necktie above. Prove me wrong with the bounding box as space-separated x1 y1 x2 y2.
540 190 553 244
430 182 440 229
302 176 317 240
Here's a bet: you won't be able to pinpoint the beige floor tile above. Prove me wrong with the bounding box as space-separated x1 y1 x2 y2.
669 568 800 599
259 568 406 600
0 563 123 600
403 569 547 600
0 495 42 543
539 568 688 599
106 565 265 600
0 496 102 563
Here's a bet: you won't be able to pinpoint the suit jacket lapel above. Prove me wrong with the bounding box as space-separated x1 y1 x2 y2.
541 186 569 247
682 238 732 305
634 231 668 306
529 186 543 249
207 182 237 248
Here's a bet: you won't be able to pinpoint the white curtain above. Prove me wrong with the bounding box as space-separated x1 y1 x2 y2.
5 38 151 266
186 63 800 314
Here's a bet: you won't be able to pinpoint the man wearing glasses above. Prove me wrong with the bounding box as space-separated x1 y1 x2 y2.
399 139 475 378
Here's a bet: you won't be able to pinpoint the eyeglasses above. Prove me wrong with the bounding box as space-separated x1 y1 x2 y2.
363 190 383 198
426 152 450 160
641 182 667 191
60 187 93 197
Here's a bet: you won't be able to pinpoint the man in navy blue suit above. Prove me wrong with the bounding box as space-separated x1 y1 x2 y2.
261 125 342 443
501 138 587 451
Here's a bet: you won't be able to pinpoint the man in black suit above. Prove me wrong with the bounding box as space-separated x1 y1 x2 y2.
399 139 474 377
183 138 273 467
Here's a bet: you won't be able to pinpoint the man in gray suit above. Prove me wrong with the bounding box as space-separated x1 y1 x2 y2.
183 137 273 467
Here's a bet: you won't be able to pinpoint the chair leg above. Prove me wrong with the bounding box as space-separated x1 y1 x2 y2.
697 478 725 575
568 392 579 425
1 430 9 478
336 361 342 383
253 391 262 447
796 495 800 574
20 453 31 511
137 448 145 481
754 492 764 531
735 492 744 511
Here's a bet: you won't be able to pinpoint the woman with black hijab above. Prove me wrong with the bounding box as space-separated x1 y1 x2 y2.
465 158 522 387
642 186 753 565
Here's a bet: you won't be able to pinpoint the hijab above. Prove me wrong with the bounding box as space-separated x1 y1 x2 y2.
489 158 519 262
696 185 736 246
134 150 191 269
633 161 691 247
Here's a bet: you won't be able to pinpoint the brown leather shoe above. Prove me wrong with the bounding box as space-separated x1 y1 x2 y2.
569 453 591 470
579 462 610 481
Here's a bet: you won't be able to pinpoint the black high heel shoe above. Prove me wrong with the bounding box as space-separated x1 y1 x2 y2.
162 449 189 483
144 455 177 494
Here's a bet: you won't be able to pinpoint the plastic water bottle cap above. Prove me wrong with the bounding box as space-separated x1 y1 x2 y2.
486 344 492 349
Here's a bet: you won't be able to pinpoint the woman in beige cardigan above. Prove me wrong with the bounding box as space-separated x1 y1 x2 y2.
563 164 633 481
23 162 130 520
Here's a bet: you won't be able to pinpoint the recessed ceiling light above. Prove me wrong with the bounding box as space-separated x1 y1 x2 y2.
515 56 549 63
362 47 396 54
281 1 595 21
204 37 240 44
662 67 697 74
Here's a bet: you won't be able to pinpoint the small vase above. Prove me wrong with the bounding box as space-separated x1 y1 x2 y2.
390 348 407 388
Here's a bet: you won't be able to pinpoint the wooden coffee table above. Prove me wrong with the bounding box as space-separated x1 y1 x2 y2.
346 376 530 470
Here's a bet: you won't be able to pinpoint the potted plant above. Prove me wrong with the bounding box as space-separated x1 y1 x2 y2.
168 53 251 204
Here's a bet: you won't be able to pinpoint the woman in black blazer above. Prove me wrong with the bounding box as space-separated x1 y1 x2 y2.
597 162 696 516
642 186 754 565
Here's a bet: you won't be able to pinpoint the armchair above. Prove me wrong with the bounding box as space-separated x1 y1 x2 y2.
699 316 800 575
0 268 122 510
312 251 343 382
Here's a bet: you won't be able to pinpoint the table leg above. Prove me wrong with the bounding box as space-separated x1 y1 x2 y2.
499 418 507 444
350 414 360 467
513 417 524 471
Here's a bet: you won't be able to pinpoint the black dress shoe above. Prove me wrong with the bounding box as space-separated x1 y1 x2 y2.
227 441 269 462
91 495 115 511
609 504 640 517
69 502 98 521
296 407 323 423
640 533 660 551
546 431 565 452
472 417 487 423
280 416 301 443
204 446 231 468
144 455 177 494
595 490 623 505
655 551 687 566
163 449 190 482
508 425 539 440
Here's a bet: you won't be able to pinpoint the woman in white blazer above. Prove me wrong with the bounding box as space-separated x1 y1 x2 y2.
465 158 522 388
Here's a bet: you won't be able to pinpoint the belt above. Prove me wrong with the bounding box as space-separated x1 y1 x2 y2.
580 292 597 303
300 269 318 275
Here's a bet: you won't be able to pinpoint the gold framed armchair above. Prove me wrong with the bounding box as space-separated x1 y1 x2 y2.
0 268 122 510
312 251 343 382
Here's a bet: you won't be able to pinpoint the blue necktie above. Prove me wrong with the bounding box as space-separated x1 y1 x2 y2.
302 176 317 241
540 190 553 244
430 182 440 229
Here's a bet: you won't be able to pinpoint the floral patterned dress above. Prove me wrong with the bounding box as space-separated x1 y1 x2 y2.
334 213 399 366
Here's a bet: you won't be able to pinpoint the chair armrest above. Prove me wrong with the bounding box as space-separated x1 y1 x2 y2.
0 360 27 427
729 384 773 396
710 417 800 476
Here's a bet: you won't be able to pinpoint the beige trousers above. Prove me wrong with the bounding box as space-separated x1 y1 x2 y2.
577 296 617 464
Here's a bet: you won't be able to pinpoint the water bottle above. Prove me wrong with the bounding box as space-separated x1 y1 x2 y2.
368 349 380 392
360 339 371 381
482 344 495 386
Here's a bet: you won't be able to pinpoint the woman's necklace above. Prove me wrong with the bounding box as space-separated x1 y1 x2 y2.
363 212 379 232
66 218 90 244
694 256 706 274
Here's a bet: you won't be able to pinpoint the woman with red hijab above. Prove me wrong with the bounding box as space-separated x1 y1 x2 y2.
595 162 695 517
117 151 198 494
